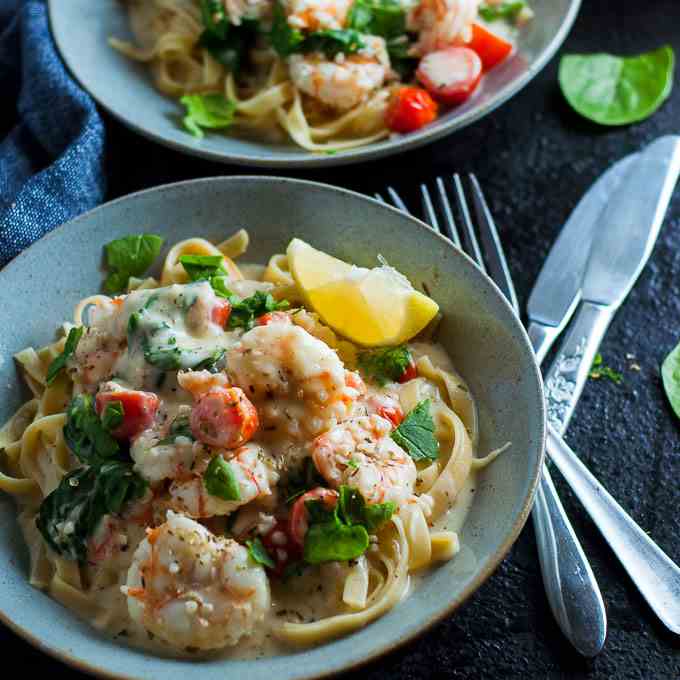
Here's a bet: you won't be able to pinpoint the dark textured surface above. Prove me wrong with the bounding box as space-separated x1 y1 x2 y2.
3 0 680 677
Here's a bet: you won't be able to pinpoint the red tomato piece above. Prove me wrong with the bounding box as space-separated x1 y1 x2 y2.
468 23 513 71
95 389 160 440
377 404 404 428
210 299 232 327
416 47 482 106
399 358 417 383
385 87 438 133
289 487 339 548
190 386 259 449
256 311 291 326
260 519 303 577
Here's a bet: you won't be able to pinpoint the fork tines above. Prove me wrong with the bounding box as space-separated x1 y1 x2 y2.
378 174 519 314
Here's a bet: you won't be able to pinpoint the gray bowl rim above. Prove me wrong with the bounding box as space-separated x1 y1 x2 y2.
47 0 581 168
0 176 546 679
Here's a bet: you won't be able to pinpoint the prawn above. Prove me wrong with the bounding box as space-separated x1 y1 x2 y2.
311 414 416 505
407 0 480 55
124 511 270 650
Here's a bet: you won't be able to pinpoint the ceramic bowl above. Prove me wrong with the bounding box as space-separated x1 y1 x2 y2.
48 0 580 167
0 177 545 679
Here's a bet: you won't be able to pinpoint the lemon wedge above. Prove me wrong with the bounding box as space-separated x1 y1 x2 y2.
287 238 439 347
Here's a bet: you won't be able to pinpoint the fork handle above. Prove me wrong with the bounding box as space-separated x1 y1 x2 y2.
546 427 680 634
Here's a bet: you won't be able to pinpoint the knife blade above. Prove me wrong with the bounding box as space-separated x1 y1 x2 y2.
527 152 638 364
544 135 680 434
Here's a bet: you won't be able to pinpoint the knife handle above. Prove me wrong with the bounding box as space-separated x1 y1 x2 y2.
527 321 561 365
543 301 615 435
546 427 680 634
532 465 607 656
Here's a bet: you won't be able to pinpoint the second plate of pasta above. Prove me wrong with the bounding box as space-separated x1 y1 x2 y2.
48 0 580 166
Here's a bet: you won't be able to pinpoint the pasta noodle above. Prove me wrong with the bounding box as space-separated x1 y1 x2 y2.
0 228 502 659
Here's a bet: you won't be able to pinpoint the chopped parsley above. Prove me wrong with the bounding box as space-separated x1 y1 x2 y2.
229 291 290 330
358 345 413 386
391 399 439 461
46 326 84 386
100 400 124 432
589 353 623 384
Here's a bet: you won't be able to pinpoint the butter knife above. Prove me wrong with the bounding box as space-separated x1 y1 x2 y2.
543 135 680 633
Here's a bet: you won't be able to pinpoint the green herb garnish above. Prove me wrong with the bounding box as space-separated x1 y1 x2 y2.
662 340 680 419
181 94 237 138
589 354 623 384
478 1 526 22
303 485 394 564
229 291 290 330
559 46 675 126
246 537 276 568
391 399 439 461
179 254 227 280
204 456 242 501
46 326 84 386
100 400 124 432
358 345 413 386
63 394 121 466
158 414 194 445
36 461 147 563
104 234 164 294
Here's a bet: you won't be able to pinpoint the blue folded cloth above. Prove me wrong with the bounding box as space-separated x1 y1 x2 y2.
0 0 106 267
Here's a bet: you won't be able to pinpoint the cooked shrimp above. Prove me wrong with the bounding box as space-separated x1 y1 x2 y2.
288 37 390 111
177 369 230 398
227 322 364 437
169 444 278 518
70 327 122 388
408 0 480 55
124 511 270 650
285 0 353 31
311 414 416 504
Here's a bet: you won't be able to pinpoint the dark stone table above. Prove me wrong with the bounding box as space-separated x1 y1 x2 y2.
3 0 680 677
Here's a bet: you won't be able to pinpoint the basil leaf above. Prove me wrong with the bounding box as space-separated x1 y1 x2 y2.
358 345 412 386
180 254 226 281
337 485 395 532
391 399 439 461
180 94 237 138
204 456 242 501
229 291 290 330
559 46 675 126
101 400 124 432
36 461 147 563
304 521 369 564
478 1 525 22
246 537 276 568
348 0 405 39
46 326 84 386
270 1 304 56
63 395 121 466
662 341 680 419
104 235 164 294
362 501 396 532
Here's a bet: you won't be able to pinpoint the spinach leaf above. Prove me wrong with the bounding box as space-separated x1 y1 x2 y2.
348 0 406 39
246 537 276 568
100 400 124 432
559 46 675 126
270 1 364 58
662 341 680 419
358 345 413 386
303 485 393 564
229 291 290 330
200 0 229 38
63 395 121 466
478 1 525 22
46 326 84 386
179 254 227 281
36 461 147 563
204 456 242 501
180 94 237 138
391 399 439 461
104 235 164 294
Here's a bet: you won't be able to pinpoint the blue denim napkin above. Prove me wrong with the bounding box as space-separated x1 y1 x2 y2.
0 0 106 267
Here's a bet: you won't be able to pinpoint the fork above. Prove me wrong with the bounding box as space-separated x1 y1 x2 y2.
376 176 607 657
